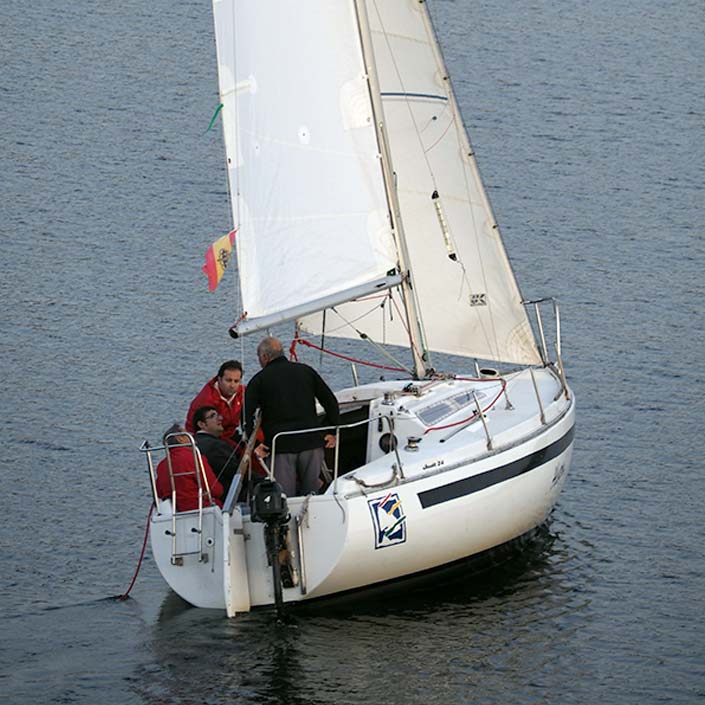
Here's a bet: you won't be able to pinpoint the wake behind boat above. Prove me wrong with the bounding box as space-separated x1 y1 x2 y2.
141 0 575 616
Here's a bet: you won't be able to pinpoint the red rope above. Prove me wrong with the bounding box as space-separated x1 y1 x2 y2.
454 376 506 383
289 331 300 361
292 336 409 373
424 380 507 433
228 311 248 336
288 333 510 431
117 504 154 601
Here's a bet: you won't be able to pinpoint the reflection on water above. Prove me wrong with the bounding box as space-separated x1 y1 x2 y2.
135 524 591 704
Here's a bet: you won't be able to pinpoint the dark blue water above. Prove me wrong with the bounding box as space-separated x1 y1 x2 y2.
2 0 704 702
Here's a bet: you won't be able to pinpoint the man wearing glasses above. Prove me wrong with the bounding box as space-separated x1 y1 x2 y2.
192 405 240 495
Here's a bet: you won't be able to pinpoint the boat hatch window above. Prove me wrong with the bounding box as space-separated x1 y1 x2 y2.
415 389 486 427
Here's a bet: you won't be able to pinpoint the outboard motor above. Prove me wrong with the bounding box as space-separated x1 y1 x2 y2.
250 480 290 618
250 479 289 525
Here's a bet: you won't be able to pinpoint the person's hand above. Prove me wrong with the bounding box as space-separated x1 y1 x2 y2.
323 433 336 449
254 443 270 458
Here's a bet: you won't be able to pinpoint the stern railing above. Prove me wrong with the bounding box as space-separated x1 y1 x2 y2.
139 432 215 565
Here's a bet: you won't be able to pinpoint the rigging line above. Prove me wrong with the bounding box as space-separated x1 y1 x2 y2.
326 304 414 374
318 293 398 346
342 328 413 374
389 294 426 369
295 338 409 374
298 299 388 337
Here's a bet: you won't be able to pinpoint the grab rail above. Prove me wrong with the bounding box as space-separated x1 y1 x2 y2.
265 413 403 492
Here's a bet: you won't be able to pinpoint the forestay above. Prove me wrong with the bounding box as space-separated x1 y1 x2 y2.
213 0 400 332
302 0 541 366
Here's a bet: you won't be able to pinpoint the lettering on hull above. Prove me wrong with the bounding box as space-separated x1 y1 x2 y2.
418 426 575 508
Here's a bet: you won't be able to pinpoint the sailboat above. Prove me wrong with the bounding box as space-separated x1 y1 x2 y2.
142 0 575 616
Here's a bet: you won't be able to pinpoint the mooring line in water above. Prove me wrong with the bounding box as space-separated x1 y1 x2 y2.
117 504 154 601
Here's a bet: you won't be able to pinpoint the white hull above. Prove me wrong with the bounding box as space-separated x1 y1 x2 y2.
149 367 574 615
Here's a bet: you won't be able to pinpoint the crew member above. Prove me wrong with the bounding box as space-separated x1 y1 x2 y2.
245 337 339 497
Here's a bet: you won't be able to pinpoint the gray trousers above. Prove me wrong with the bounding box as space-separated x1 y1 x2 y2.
270 447 324 497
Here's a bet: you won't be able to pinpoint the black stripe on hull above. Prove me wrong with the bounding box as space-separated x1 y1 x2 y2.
418 425 575 509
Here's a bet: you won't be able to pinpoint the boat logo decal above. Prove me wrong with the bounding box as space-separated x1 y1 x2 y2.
368 492 407 549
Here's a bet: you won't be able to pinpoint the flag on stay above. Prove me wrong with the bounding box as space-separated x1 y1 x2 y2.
202 229 236 291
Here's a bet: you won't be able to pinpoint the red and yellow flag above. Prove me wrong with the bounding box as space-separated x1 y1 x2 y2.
202 229 236 291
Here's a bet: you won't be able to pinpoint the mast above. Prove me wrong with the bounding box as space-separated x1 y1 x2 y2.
352 0 430 379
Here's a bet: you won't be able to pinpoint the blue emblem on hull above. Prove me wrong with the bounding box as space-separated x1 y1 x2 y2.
368 492 407 549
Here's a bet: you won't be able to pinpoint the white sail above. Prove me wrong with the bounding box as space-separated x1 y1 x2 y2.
302 0 541 366
212 0 399 333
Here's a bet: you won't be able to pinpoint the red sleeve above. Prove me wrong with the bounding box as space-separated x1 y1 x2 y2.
185 381 212 432
185 402 196 433
155 460 171 499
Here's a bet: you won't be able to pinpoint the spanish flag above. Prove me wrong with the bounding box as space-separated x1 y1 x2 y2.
202 229 237 291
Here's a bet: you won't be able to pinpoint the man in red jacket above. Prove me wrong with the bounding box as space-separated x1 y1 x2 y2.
185 360 245 447
155 424 224 512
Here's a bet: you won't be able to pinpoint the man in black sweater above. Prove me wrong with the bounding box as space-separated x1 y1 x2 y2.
244 336 340 497
193 405 240 496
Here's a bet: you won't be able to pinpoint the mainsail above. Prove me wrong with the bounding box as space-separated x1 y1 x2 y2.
214 0 541 367
212 1 400 333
